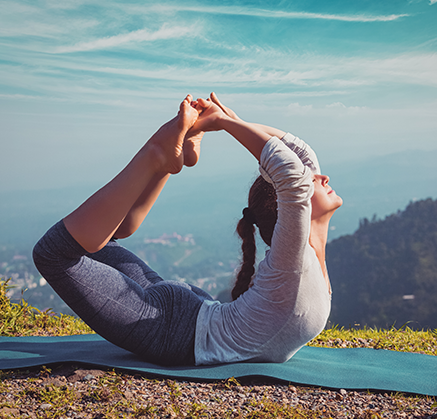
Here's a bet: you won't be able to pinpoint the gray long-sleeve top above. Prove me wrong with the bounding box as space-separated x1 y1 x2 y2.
194 134 331 365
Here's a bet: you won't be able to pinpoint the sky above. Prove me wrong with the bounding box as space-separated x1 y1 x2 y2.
1 0 437 194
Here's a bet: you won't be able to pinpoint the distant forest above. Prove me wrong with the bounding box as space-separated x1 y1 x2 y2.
327 198 437 330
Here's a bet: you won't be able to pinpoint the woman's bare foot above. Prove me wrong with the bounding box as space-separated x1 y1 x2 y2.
183 97 206 167
183 128 204 167
146 95 200 174
183 96 234 167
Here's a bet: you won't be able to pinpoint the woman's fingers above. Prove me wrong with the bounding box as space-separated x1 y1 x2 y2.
194 97 211 111
210 92 240 120
210 92 225 111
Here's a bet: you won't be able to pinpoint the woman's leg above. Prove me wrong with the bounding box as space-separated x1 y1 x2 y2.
33 221 204 365
91 239 215 301
112 173 169 240
64 95 200 253
114 101 205 239
89 239 164 288
32 96 216 365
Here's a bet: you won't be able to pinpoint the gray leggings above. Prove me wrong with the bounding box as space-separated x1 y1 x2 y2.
32 221 213 366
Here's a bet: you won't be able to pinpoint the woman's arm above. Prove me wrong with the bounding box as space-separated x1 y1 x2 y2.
210 92 286 140
210 92 320 173
194 99 271 161
197 96 315 272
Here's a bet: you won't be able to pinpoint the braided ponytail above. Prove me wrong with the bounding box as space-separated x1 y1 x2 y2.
232 176 278 300
232 214 256 300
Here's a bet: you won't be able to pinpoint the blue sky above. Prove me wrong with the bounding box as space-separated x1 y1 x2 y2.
1 0 436 192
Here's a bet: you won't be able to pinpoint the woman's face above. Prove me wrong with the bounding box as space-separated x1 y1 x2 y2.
311 174 343 220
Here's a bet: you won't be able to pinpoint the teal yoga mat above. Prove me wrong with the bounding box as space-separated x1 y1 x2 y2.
1 335 436 396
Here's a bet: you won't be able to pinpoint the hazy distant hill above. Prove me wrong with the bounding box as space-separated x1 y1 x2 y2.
323 147 437 239
327 198 437 329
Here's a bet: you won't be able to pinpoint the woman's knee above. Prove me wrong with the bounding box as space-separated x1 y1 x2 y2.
33 221 87 282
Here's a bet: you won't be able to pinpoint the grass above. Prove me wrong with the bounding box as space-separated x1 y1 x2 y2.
1 367 436 418
309 323 437 356
0 369 351 419
0 278 93 337
1 277 436 418
1 277 436 354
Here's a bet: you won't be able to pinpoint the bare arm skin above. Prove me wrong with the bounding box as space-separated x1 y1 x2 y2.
193 98 271 161
210 92 286 141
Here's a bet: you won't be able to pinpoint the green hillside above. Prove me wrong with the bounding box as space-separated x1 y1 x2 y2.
327 198 437 329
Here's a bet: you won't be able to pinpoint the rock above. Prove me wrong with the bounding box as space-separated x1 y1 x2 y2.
42 377 65 386
123 390 134 400
67 369 104 383
0 407 20 417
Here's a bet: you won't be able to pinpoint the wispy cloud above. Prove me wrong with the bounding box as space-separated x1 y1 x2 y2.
0 93 66 101
54 24 197 53
152 4 409 22
430 0 437 5
326 102 367 112
80 51 437 88
3 42 437 110
0 1 98 38
1 1 434 111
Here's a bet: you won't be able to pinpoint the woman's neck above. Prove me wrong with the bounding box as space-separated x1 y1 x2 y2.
309 217 331 293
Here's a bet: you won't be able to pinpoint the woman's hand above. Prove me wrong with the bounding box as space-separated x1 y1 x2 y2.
188 98 228 133
182 98 225 167
210 92 241 121
183 95 239 167
212 92 286 139
191 96 270 162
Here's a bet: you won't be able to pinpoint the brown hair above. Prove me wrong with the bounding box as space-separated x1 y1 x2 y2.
232 176 278 300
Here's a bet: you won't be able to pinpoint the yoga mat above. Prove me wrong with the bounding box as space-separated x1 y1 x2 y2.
0 335 435 396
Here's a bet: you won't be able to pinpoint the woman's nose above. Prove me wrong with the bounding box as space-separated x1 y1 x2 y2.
321 175 330 186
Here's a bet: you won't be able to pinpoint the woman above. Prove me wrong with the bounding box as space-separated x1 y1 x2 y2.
33 93 342 366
